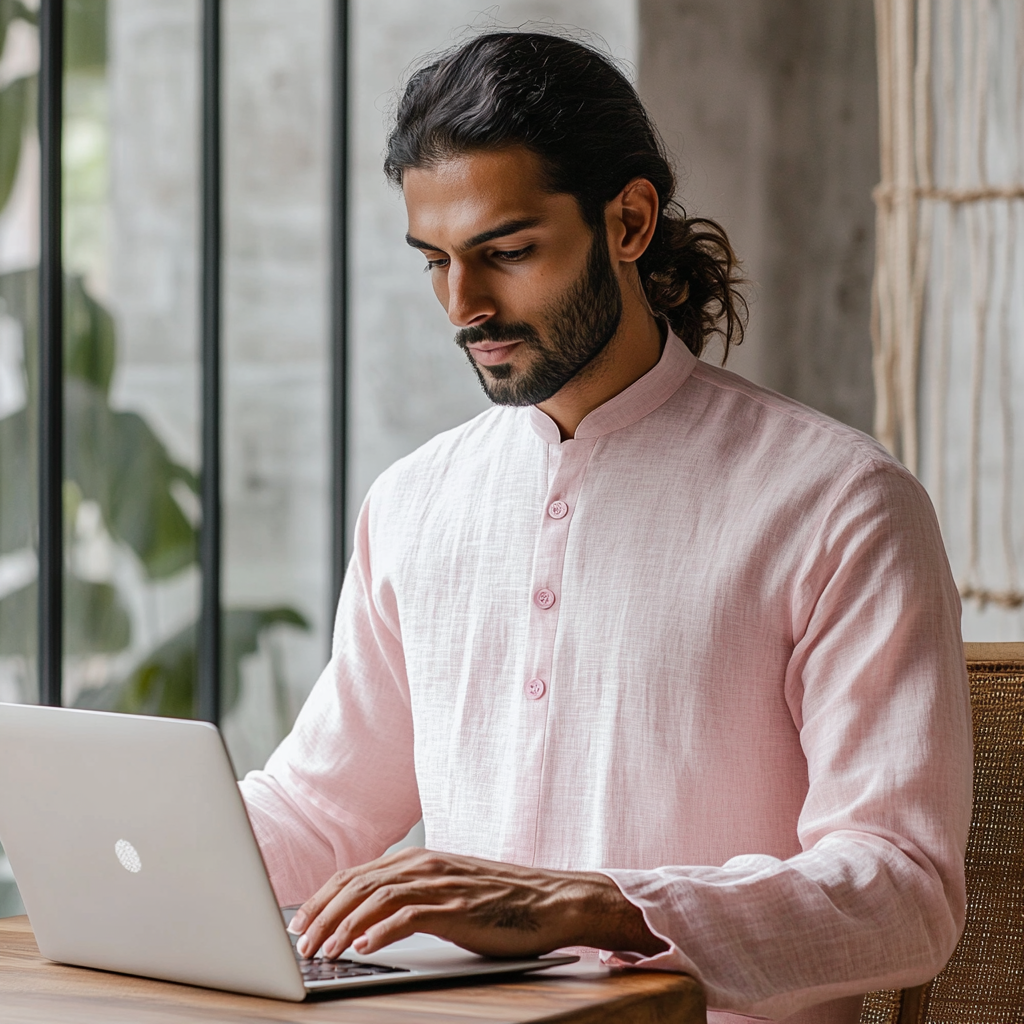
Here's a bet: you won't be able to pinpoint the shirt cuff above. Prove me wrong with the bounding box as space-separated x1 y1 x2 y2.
596 867 702 976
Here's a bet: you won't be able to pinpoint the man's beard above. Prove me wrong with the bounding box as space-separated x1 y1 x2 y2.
455 231 624 407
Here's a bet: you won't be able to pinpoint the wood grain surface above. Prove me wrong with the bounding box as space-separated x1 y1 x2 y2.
0 916 705 1024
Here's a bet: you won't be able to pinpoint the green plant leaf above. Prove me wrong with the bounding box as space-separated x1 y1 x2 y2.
65 0 106 73
0 574 130 657
0 0 37 40
76 619 195 717
1 269 118 397
65 575 131 654
105 408 198 578
75 606 310 719
65 274 115 394
64 379 198 579
0 408 32 555
220 607 310 714
0 2 36 96
0 576 33 658
0 268 39 401
0 75 30 213
1 270 197 579
0 267 35 325
0 273 37 561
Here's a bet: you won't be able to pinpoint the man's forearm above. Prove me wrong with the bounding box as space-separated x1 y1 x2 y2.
289 848 668 960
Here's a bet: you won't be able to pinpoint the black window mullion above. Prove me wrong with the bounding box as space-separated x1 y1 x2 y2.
330 0 350 632
198 0 222 723
37 0 65 708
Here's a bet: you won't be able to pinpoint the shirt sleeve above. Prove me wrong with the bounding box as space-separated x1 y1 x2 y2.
239 491 422 907
599 459 973 1021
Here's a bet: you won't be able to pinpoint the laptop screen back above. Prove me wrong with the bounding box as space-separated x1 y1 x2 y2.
0 704 305 1001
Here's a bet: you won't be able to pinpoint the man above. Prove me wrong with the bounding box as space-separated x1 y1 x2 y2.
240 32 972 1024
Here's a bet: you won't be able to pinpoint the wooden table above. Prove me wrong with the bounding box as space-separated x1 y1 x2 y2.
0 916 705 1023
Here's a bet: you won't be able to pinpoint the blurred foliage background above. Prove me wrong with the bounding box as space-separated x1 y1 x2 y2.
0 0 309 721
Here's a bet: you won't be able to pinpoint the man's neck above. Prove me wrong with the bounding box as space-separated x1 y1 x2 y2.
536 301 665 441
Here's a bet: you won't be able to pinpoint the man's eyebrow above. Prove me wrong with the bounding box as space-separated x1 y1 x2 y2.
405 217 542 254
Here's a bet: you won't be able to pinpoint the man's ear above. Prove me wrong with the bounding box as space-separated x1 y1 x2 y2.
606 177 659 265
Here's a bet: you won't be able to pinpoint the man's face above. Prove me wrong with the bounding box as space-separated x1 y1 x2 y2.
403 147 623 406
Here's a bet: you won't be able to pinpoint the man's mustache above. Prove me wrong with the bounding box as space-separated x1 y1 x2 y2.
455 322 543 349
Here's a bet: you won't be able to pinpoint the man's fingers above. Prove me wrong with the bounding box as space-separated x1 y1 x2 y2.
292 849 440 951
301 873 413 957
295 873 369 954
321 883 446 958
351 904 436 955
290 865 358 935
320 884 418 957
291 849 433 936
294 849 496 956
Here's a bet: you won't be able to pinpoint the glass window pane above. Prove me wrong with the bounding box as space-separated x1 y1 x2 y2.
0 0 40 918
0 0 41 707
220 0 330 774
66 0 202 721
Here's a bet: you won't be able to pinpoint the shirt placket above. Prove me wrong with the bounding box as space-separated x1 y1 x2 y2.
507 435 598 865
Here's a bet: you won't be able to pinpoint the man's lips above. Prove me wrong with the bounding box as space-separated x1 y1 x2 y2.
466 340 523 366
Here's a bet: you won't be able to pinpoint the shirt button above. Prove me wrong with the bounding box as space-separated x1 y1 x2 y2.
534 588 556 609
525 678 546 700
547 500 568 519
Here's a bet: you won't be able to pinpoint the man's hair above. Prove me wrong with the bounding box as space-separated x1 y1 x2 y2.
384 31 746 360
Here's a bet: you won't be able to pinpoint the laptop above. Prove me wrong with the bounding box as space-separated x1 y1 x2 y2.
0 702 577 1001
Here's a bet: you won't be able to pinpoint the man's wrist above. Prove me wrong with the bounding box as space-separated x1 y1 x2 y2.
564 871 669 957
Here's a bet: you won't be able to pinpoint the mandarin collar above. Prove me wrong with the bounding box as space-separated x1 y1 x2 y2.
527 330 698 444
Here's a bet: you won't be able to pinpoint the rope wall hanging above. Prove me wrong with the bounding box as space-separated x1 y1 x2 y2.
874 0 1024 611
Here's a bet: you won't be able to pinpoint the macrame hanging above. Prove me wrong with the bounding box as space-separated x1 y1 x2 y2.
874 0 1024 609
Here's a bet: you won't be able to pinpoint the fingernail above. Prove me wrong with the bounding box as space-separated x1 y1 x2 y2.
323 938 337 957
354 936 369 953
297 935 310 957
287 911 307 934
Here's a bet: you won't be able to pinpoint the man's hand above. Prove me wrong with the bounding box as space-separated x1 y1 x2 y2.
287 847 668 960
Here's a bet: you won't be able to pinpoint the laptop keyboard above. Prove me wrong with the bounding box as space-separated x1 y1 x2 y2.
298 955 409 982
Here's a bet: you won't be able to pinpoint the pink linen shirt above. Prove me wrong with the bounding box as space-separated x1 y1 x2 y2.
240 332 972 1024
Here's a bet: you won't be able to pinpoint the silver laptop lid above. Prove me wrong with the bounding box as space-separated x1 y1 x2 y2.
0 703 306 1001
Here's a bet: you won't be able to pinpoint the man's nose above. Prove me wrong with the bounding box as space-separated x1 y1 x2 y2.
446 264 496 328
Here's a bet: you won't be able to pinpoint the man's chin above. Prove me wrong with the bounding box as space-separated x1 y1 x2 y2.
480 379 538 407
481 362 515 383
461 343 567 407
471 365 536 407
478 370 565 408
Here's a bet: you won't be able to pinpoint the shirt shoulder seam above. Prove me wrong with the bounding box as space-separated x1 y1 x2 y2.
689 362 889 466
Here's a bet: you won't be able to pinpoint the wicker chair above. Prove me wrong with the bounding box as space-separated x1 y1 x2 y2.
858 642 1024 1024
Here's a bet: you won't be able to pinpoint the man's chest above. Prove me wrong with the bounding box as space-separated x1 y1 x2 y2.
365 423 826 865
373 437 803 717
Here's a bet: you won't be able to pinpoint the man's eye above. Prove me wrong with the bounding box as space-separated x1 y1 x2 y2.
423 257 450 272
492 246 533 263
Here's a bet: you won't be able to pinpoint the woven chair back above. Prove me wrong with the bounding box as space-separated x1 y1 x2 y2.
859 643 1024 1024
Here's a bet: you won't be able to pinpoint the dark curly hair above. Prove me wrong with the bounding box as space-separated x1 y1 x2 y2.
384 31 746 360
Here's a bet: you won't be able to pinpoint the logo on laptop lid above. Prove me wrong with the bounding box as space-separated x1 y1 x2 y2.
114 839 142 873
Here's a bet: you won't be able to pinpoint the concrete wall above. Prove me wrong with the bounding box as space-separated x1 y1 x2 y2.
638 0 879 433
